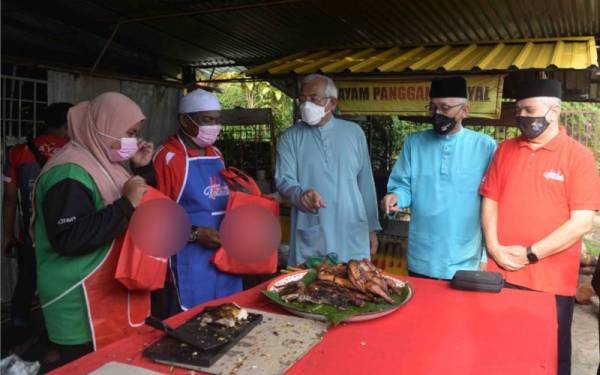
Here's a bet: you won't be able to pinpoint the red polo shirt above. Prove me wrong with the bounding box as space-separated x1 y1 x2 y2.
480 128 600 296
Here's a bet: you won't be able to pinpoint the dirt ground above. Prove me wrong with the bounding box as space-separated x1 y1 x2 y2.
572 214 600 375
572 278 599 375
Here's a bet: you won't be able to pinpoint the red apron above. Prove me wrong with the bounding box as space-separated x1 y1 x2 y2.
83 236 150 349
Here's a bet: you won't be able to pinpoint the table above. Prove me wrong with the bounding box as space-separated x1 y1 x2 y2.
51 277 557 375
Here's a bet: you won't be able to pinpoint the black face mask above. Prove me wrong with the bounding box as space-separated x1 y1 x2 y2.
431 113 458 135
516 109 551 139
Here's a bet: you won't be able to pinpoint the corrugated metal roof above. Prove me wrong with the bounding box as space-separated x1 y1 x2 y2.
4 0 600 79
245 37 598 76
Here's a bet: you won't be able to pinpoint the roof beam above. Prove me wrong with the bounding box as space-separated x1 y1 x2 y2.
3 2 190 69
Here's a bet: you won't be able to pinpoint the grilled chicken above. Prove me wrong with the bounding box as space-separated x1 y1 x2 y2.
279 260 404 307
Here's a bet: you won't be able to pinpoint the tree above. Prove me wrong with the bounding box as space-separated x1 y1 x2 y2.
214 73 293 136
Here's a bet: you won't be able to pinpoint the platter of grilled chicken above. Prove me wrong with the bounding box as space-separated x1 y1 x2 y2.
266 259 414 322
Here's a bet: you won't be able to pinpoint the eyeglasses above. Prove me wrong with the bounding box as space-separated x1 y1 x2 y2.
426 103 465 115
295 95 330 105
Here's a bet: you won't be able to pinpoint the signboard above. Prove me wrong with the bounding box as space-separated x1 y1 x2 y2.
335 75 504 119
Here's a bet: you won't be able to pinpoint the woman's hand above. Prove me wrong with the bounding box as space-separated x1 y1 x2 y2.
123 176 148 207
131 139 154 167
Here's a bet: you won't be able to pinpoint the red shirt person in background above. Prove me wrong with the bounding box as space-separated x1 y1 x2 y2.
480 79 600 375
2 103 72 335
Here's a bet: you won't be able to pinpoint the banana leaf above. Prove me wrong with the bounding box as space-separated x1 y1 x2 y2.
263 270 411 324
304 254 339 269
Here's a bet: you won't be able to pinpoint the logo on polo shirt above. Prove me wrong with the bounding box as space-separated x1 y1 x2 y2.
543 169 564 182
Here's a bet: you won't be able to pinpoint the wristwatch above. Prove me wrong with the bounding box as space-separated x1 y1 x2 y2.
189 226 199 243
526 246 539 264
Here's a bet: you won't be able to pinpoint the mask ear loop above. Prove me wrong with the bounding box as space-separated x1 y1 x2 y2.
97 131 124 150
186 114 203 127
181 114 201 139
322 98 331 116
455 104 467 123
543 106 557 124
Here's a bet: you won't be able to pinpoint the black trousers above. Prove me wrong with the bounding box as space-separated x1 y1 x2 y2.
150 280 182 320
555 295 575 375
11 245 37 327
505 282 574 375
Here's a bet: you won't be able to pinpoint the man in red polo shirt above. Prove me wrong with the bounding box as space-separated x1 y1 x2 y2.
480 79 600 375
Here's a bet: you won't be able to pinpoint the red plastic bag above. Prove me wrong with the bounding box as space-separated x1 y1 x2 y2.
115 187 169 291
211 167 279 275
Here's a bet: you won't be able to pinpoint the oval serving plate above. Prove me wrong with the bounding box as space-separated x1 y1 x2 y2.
265 270 414 323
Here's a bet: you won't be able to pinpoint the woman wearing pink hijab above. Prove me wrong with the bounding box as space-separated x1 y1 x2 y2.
31 92 155 369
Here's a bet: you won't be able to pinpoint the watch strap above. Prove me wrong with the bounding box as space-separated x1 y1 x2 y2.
526 246 539 264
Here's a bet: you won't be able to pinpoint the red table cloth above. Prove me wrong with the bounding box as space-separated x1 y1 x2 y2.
51 277 557 375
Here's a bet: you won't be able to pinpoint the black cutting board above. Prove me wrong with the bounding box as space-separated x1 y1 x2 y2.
143 312 263 368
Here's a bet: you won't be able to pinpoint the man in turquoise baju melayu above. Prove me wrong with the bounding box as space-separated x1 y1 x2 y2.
382 77 496 280
275 74 381 266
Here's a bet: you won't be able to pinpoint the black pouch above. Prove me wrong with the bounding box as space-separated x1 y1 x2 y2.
451 270 504 293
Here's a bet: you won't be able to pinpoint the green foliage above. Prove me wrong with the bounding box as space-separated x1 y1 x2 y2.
216 80 293 136
584 238 600 256
561 102 600 169
212 71 600 172
378 101 600 171
562 101 600 119
218 83 246 109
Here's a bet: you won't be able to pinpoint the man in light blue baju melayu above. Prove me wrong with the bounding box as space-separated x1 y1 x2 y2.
382 77 496 280
276 74 381 266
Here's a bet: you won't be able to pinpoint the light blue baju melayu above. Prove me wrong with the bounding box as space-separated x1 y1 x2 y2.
276 117 382 266
387 128 496 279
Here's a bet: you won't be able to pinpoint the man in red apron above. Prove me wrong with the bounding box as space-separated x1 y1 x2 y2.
480 79 600 375
154 89 242 315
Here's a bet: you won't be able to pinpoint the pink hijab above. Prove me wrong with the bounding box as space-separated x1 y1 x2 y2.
42 92 146 204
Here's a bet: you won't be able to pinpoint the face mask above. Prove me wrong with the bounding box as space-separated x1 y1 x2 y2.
184 114 222 147
516 109 551 139
431 113 458 135
300 100 329 126
98 132 138 162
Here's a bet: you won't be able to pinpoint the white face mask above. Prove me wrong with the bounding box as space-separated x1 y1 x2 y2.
300 100 330 126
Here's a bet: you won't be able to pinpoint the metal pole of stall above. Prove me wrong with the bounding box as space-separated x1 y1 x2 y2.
17 81 22 141
91 23 122 74
2 77 6 140
292 77 300 124
33 82 37 138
